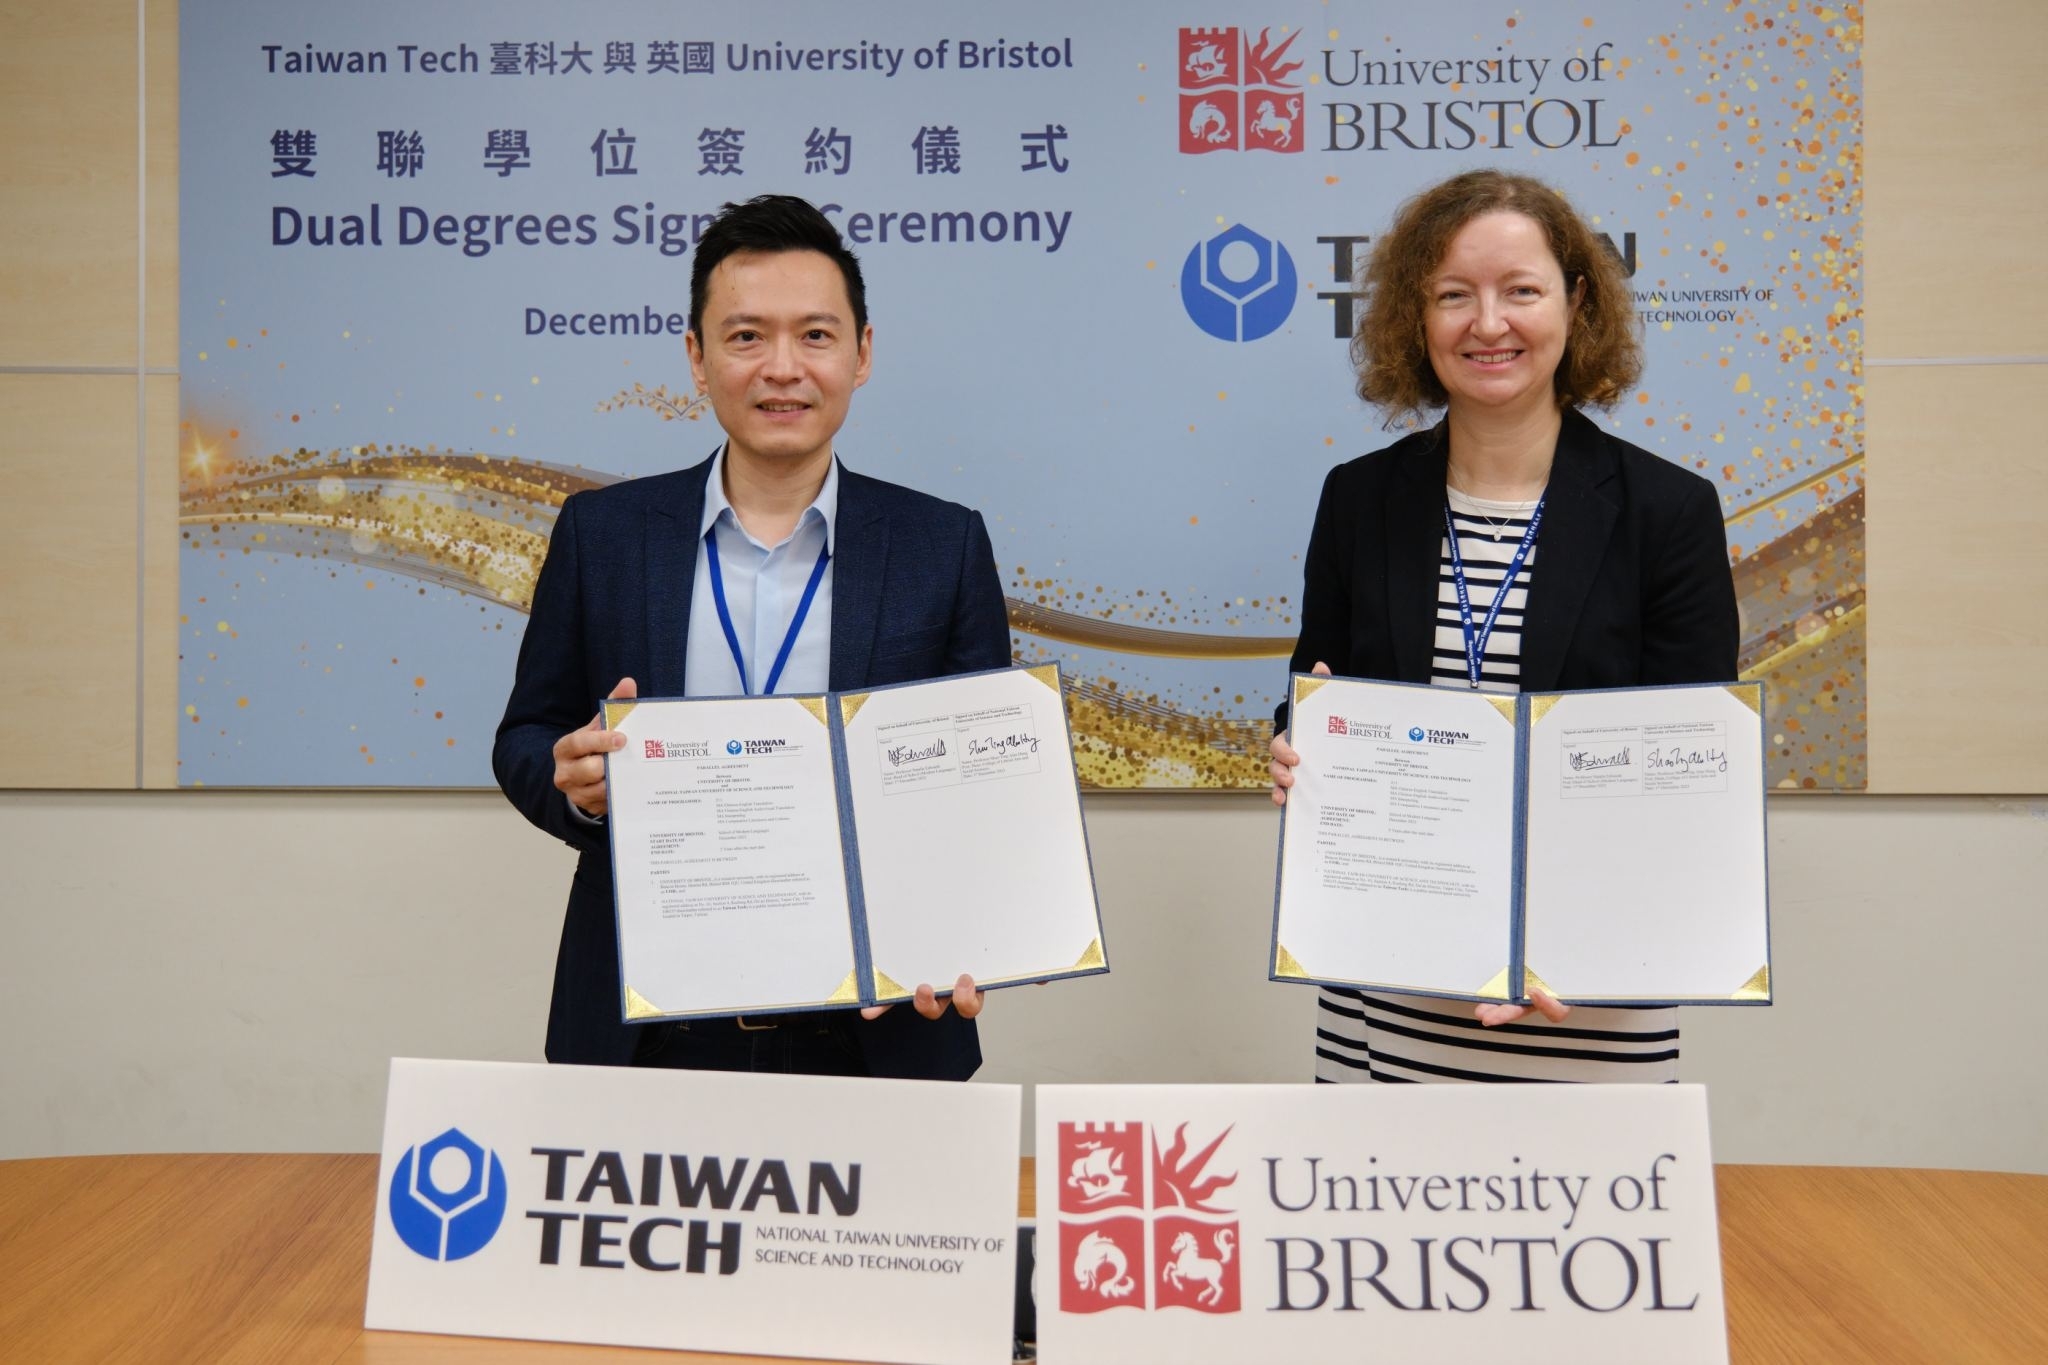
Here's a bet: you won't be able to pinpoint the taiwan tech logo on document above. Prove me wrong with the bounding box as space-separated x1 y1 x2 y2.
1057 1120 1241 1314
388 1126 510 1261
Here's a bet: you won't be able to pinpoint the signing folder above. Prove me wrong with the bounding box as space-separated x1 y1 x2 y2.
1272 675 1769 1007
603 663 1107 1020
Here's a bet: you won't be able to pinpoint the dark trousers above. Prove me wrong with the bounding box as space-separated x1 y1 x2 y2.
630 1011 868 1076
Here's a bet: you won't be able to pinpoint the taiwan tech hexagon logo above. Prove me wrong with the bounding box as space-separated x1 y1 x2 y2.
1180 224 1298 342
387 1127 509 1262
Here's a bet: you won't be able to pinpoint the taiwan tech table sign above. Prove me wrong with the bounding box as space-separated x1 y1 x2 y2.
367 1059 1020 1363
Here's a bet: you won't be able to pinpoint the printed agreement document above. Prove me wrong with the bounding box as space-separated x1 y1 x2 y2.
1273 676 1769 1007
604 665 1107 1021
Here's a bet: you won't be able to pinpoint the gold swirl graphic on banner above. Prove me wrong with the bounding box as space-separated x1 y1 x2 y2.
1006 601 1294 659
179 444 1863 788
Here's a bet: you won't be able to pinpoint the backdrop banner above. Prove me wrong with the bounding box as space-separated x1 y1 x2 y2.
179 2 1864 789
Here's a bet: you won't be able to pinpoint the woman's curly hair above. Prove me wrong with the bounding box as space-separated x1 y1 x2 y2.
1352 170 1641 423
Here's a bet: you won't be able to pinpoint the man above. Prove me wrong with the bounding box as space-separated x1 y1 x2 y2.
493 195 1010 1079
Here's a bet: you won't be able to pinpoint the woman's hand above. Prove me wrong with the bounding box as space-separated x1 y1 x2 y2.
1269 662 1332 806
1476 987 1573 1028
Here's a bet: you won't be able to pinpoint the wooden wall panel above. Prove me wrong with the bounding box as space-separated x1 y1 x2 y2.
144 3 181 783
1864 0 2048 358
145 0 180 370
1866 364 2048 791
144 373 180 788
1861 2 2048 790
0 0 140 369
0 375 142 787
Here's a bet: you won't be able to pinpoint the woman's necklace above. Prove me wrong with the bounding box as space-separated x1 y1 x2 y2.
1464 504 1514 541
1447 469 1536 541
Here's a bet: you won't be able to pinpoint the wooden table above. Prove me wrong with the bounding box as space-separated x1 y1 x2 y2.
2 1155 2043 1363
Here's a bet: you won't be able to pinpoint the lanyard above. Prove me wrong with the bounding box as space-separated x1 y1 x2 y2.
1443 496 1544 690
704 526 830 696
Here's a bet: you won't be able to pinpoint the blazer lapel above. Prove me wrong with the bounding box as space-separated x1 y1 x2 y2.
1386 430 1451 684
829 466 888 691
644 456 716 698
1518 411 1619 691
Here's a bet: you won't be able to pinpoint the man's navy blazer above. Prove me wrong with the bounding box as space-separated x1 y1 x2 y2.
493 454 1012 1077
1278 407 1740 731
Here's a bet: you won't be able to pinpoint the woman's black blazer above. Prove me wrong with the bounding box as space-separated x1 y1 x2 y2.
1279 407 1739 731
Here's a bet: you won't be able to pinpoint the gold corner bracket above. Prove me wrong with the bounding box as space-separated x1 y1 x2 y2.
1725 682 1764 717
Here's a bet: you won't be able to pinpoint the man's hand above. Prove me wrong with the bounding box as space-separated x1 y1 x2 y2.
1269 661 1332 807
860 974 983 1022
1475 987 1573 1028
553 677 637 818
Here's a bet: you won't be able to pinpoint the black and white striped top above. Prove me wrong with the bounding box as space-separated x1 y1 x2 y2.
1314 487 1681 1084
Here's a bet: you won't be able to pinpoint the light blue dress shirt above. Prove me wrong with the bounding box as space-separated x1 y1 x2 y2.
683 447 837 698
570 449 837 825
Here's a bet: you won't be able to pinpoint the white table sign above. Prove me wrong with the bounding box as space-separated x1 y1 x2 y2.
1036 1084 1726 1365
367 1058 1020 1364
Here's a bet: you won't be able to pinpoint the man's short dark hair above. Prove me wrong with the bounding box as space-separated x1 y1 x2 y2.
688 195 868 340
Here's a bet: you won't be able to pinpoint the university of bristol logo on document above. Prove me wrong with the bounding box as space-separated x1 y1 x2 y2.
1057 1121 1241 1313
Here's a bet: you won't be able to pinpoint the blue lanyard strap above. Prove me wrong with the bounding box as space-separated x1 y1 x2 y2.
1443 495 1544 690
704 526 831 696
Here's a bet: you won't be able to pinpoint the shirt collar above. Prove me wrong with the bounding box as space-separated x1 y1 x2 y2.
699 445 839 554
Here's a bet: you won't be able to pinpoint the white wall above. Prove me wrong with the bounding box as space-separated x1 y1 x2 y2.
3 791 2043 1173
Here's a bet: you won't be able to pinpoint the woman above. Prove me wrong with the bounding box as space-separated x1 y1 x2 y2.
1270 170 1739 1084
